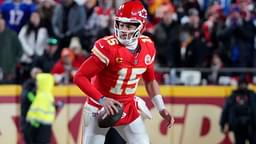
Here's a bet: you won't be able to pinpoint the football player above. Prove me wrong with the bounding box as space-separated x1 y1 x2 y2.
74 1 175 144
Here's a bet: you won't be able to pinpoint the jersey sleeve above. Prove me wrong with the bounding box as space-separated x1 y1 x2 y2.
141 36 157 82
91 38 113 66
74 36 117 101
73 55 105 101
142 63 156 82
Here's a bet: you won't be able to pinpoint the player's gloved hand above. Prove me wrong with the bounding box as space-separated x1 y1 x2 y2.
159 109 175 128
99 96 122 115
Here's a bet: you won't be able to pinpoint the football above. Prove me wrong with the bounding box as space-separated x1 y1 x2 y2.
97 104 123 128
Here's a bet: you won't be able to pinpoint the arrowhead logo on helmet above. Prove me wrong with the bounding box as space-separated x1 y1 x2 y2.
138 8 147 19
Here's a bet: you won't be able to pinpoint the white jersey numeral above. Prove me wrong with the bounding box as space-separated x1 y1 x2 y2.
110 68 146 95
110 68 127 95
9 10 24 25
103 36 118 46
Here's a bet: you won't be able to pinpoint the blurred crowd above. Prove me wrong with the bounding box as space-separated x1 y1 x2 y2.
0 0 255 85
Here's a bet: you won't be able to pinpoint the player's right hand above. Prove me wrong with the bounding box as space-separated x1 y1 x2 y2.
101 97 122 115
159 109 175 128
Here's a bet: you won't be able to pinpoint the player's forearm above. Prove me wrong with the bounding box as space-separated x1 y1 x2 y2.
73 72 102 101
73 56 105 101
145 80 161 98
145 80 165 111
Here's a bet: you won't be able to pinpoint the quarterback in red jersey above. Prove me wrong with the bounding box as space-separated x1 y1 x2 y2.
74 1 174 144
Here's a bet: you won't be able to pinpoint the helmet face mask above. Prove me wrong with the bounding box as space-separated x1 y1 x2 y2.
114 17 142 46
114 1 147 46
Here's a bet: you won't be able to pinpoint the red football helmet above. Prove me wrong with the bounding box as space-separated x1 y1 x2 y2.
114 0 148 46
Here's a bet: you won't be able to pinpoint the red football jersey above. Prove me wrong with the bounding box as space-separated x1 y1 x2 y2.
86 35 156 125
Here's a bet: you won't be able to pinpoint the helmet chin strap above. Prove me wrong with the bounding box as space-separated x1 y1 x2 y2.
125 39 138 50
116 31 140 50
117 35 138 50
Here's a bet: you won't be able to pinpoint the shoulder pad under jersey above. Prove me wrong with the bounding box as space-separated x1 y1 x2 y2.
91 35 119 65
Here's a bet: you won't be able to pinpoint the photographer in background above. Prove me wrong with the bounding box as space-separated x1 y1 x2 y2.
220 77 256 144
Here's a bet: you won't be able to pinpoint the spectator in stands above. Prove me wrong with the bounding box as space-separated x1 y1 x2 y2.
38 0 56 37
202 3 225 49
220 77 256 144
184 8 202 40
52 0 85 54
238 0 256 67
237 0 254 22
69 37 88 67
168 25 208 68
147 0 169 21
94 5 114 40
218 5 254 67
153 3 180 67
175 2 186 22
81 0 101 52
0 13 22 83
19 11 48 64
182 0 202 17
33 37 59 73
51 48 77 84
0 0 36 33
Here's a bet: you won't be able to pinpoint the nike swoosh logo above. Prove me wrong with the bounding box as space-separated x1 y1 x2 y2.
99 43 104 48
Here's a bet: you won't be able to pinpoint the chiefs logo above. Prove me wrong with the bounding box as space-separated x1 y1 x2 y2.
131 8 147 19
144 54 151 65
138 8 147 19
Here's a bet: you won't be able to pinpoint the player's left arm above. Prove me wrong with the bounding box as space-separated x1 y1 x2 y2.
143 65 175 128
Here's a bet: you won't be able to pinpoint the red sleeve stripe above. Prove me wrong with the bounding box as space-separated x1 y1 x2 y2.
91 47 110 65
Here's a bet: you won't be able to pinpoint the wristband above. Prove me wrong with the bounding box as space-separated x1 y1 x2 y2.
152 95 165 111
98 96 105 105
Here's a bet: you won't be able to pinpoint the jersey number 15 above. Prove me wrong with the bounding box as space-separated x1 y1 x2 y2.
110 68 146 95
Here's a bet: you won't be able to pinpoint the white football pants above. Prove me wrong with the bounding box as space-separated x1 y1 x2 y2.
81 104 150 144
